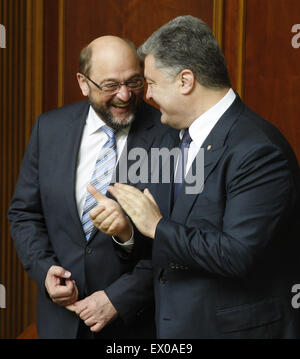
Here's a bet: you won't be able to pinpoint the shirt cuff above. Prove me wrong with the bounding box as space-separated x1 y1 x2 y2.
112 225 134 253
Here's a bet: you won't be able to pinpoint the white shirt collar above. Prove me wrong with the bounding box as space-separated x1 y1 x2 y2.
180 88 236 146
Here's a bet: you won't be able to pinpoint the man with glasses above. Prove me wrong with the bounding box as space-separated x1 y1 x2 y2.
8 36 171 338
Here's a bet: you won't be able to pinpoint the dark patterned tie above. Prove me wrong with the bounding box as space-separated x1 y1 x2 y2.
173 128 192 203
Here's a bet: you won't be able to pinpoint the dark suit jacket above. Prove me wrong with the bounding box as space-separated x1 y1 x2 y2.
150 95 300 338
8 100 166 339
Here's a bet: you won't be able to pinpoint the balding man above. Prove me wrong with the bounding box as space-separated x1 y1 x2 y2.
8 36 170 339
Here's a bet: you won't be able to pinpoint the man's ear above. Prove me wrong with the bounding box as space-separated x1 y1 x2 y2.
178 69 195 95
77 73 90 97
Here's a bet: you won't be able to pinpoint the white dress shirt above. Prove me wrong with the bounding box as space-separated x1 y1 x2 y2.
181 88 236 175
75 105 133 248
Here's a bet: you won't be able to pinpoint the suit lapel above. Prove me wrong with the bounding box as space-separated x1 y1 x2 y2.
171 95 245 223
151 128 180 217
63 102 90 246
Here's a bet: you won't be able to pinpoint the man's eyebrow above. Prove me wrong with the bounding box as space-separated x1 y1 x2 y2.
101 78 119 83
145 76 155 82
101 74 143 84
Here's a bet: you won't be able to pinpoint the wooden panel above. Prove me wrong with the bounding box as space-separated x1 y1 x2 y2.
63 0 213 105
243 0 300 161
43 0 65 111
223 0 246 96
43 0 59 112
0 0 43 339
213 0 224 48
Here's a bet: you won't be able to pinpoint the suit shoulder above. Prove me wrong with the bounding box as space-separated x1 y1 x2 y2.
229 105 293 150
37 101 89 124
227 104 299 169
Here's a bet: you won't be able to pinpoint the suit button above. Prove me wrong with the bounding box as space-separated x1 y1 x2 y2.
137 309 144 317
86 247 92 254
169 262 176 270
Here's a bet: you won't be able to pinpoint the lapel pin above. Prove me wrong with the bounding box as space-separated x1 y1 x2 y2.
207 145 212 151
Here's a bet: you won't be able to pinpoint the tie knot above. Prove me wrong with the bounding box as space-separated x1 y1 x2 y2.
102 125 116 139
181 128 192 144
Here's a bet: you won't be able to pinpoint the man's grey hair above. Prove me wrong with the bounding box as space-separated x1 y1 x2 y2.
138 15 231 89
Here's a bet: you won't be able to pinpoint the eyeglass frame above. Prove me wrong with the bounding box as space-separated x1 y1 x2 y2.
81 73 145 94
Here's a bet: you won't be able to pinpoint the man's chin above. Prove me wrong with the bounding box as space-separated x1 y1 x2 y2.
90 103 135 130
109 113 135 130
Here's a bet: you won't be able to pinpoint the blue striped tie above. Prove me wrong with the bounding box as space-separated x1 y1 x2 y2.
81 125 117 240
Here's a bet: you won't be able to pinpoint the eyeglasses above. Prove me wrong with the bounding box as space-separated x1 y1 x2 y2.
82 74 144 94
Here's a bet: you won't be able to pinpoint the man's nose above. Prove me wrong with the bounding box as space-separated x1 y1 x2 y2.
116 84 131 102
145 86 152 100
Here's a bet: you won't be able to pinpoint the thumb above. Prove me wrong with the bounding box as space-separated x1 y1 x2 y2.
66 304 77 312
143 188 157 204
90 322 104 332
50 265 71 279
87 184 106 203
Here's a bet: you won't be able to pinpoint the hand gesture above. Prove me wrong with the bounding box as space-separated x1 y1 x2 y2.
108 183 162 239
88 184 133 242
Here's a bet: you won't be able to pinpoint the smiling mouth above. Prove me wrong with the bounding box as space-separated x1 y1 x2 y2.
111 101 132 109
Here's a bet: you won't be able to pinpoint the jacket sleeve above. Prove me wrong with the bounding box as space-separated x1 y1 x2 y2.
104 259 154 324
7 118 60 291
152 144 295 278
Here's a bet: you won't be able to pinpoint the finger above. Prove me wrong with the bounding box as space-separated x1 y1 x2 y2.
64 280 78 303
73 281 79 301
143 188 157 204
52 287 74 299
52 279 75 298
52 288 77 302
49 265 71 279
108 186 134 204
90 204 105 220
108 188 134 216
92 207 115 227
79 308 91 321
107 185 118 199
87 184 107 203
96 211 119 232
90 322 104 333
65 304 76 312
107 216 131 237
85 317 96 327
75 300 88 315
114 182 146 196
53 296 77 306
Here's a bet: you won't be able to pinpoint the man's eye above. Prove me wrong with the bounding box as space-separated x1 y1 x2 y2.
103 83 119 89
126 78 144 88
127 80 138 85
